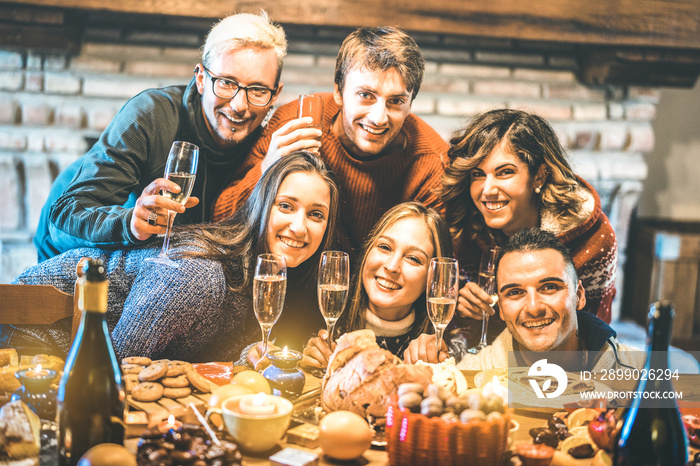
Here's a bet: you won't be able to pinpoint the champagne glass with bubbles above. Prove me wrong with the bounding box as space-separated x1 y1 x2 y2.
146 141 199 267
469 246 501 353
426 257 459 356
317 251 350 343
253 254 287 360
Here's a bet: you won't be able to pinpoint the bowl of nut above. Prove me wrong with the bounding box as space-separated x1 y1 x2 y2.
385 383 511 466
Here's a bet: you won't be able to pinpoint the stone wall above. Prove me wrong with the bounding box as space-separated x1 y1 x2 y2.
0 13 657 319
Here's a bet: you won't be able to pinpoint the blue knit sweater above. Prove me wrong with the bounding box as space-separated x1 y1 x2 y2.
11 240 254 362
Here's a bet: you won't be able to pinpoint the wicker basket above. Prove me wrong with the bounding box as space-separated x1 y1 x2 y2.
385 403 511 466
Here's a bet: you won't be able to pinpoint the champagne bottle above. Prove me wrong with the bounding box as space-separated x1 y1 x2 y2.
57 259 125 466
613 301 688 466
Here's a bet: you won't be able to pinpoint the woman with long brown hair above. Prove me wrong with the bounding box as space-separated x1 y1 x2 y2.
442 109 616 345
7 151 340 362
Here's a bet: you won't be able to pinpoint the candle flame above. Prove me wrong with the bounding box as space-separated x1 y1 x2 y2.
167 414 175 425
252 392 267 406
489 375 509 405
35 364 42 372
282 346 289 357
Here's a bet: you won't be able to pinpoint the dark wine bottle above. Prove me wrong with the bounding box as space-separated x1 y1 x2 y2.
57 259 125 466
613 301 688 466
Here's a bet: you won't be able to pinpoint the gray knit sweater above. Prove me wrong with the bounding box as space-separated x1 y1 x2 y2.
11 241 253 362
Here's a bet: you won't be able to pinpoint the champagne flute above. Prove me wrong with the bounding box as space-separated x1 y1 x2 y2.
146 141 199 267
470 246 501 353
253 254 287 360
317 250 350 343
426 257 459 357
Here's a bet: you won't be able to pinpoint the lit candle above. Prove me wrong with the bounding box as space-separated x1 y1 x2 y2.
263 348 305 399
483 375 510 406
25 364 50 378
238 393 276 416
14 364 58 420
158 414 183 433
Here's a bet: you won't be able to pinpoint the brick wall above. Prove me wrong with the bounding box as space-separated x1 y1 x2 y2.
0 14 657 319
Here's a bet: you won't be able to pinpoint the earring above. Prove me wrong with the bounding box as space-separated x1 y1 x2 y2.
535 186 542 194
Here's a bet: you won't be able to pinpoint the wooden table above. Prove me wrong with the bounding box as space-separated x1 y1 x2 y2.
125 369 700 465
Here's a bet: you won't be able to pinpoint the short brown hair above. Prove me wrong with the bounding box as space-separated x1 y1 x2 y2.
334 26 424 100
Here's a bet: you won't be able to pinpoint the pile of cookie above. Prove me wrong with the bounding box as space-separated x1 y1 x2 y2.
122 357 211 403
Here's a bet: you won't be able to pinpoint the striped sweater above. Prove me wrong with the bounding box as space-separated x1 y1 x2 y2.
212 93 448 252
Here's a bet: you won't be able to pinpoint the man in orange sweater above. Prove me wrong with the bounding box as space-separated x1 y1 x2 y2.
213 26 447 253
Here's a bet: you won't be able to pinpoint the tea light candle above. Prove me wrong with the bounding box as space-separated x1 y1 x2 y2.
238 393 276 416
13 364 58 420
16 364 57 393
275 346 302 363
158 414 183 433
25 364 50 378
483 375 510 406
281 346 291 359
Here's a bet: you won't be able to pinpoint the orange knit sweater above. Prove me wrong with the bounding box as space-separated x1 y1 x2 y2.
213 93 448 251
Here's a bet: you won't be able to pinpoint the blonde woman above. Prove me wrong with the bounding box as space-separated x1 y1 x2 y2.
301 202 453 370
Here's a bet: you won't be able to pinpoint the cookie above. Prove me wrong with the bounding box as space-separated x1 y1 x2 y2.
165 361 191 377
163 386 191 399
122 363 145 375
131 382 164 402
122 356 152 366
186 370 211 393
138 362 168 382
161 375 190 388
151 359 170 365
124 374 140 393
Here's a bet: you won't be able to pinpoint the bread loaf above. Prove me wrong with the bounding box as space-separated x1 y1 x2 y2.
0 400 41 459
321 330 433 419
0 366 21 393
0 349 18 368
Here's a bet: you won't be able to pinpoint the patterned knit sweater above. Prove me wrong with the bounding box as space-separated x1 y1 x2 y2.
10 241 255 362
212 93 448 251
451 176 617 345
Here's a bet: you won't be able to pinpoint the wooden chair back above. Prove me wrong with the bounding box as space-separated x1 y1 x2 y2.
0 258 88 342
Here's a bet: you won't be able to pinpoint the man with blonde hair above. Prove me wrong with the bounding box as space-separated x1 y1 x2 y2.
34 12 287 261
213 26 447 253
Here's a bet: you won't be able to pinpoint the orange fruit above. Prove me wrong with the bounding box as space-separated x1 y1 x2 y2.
231 370 271 394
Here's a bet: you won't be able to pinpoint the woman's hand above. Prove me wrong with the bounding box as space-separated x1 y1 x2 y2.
300 329 335 370
457 281 496 320
403 333 449 364
248 342 281 371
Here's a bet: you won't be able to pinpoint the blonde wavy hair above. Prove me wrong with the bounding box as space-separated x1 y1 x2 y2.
441 109 581 244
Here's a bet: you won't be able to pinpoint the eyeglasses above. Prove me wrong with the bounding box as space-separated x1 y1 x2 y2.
201 65 277 107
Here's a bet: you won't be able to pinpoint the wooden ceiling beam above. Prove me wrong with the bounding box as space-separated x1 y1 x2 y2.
2 0 699 50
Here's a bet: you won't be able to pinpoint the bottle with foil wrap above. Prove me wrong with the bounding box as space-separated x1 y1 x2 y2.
57 258 125 466
614 301 688 466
